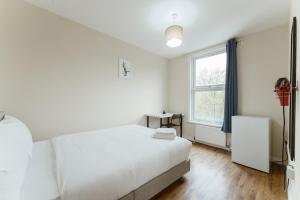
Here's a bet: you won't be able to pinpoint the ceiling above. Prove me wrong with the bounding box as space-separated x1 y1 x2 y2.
25 0 290 58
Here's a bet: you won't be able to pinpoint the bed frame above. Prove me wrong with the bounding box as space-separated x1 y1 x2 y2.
119 160 190 200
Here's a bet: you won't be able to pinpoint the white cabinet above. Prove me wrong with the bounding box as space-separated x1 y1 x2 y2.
232 116 270 173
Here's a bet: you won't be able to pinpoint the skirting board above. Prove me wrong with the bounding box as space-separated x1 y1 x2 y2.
271 156 288 166
195 140 281 166
120 160 190 200
194 139 230 151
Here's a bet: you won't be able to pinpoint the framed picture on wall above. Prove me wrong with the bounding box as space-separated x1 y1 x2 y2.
119 58 133 79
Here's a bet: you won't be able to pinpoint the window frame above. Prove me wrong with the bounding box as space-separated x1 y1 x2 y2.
188 44 226 127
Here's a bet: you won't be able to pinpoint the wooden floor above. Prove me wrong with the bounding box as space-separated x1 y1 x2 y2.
154 143 287 200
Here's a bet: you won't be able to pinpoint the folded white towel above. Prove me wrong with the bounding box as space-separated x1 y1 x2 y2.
152 133 176 140
156 128 176 135
153 128 177 140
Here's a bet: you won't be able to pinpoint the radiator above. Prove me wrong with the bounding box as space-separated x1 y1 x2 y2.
195 125 226 148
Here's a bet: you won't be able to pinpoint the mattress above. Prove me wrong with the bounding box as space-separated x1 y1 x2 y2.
20 140 60 200
52 125 192 200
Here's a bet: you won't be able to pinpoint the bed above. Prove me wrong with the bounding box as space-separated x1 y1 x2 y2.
20 141 60 200
1 117 191 200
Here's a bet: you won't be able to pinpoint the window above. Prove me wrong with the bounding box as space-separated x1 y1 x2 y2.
189 47 226 127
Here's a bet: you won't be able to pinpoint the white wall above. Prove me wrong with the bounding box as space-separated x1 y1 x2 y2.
288 0 300 199
168 25 289 159
168 57 195 141
0 0 168 141
238 25 289 161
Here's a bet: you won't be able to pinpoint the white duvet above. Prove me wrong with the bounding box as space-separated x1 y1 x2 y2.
52 125 191 200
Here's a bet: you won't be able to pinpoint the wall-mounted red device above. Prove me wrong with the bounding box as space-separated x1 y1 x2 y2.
274 78 290 106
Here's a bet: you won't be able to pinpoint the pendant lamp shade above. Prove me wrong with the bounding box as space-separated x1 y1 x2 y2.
165 25 183 48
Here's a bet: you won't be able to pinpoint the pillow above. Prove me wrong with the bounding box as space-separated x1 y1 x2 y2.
0 116 33 200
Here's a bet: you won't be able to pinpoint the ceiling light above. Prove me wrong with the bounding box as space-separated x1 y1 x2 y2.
165 25 183 47
165 14 183 48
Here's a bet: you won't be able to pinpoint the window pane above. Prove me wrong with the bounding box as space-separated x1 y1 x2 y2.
195 53 226 86
194 90 224 125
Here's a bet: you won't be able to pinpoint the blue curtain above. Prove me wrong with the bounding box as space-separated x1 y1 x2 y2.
221 38 238 133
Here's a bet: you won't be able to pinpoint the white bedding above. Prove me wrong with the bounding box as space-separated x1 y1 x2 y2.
52 125 191 200
21 141 60 200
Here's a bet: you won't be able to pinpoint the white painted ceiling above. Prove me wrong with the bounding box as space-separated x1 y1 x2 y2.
25 0 290 58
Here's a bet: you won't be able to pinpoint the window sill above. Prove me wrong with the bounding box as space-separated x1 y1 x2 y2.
187 120 222 128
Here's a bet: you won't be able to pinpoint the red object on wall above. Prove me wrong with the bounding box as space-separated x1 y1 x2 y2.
274 78 290 106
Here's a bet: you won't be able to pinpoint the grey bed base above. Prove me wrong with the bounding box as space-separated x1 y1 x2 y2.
119 160 190 200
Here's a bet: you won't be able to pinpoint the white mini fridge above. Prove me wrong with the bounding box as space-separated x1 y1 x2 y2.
231 116 270 173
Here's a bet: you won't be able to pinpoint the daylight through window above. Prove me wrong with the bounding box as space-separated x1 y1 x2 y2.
190 50 226 126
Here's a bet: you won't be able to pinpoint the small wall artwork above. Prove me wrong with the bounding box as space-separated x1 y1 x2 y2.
119 58 133 79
